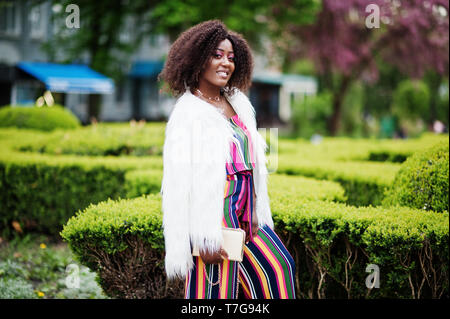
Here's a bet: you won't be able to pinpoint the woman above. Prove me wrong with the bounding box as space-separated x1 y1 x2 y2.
159 20 296 299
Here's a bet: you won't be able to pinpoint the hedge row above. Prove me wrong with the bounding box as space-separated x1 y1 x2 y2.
275 133 448 163
0 105 81 131
0 136 162 236
275 156 401 206
17 122 165 157
268 134 448 206
61 194 449 299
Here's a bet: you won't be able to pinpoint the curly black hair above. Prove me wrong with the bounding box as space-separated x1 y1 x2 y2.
158 20 254 97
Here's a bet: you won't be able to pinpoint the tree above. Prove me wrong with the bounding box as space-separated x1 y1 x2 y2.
283 0 449 135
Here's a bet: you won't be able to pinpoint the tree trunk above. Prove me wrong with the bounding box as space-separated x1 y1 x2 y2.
328 75 353 136
426 72 443 128
88 94 101 124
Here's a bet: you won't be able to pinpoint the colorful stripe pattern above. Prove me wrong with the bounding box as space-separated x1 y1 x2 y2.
226 114 256 175
185 170 296 299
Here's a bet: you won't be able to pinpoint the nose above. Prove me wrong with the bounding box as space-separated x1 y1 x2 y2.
220 56 231 66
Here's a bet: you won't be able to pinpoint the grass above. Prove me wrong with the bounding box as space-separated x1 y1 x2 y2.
0 232 108 299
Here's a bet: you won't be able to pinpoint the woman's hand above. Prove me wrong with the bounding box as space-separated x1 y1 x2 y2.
200 247 228 264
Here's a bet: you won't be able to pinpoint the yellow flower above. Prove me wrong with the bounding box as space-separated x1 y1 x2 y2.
40 243 47 249
36 291 45 297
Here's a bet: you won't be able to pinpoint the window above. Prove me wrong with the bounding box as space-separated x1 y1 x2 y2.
0 1 19 36
29 4 45 39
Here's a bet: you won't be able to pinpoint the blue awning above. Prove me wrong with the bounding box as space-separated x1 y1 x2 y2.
130 60 164 78
17 62 114 94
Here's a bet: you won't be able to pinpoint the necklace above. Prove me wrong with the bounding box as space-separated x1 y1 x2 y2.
196 88 221 102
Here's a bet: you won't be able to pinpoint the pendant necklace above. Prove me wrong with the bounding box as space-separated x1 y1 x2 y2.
195 88 226 115
196 88 221 103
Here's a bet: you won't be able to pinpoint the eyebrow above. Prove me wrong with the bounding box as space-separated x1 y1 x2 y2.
216 48 234 54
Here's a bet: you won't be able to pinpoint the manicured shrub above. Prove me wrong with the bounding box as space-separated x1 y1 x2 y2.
271 200 449 299
124 169 163 198
269 174 346 203
383 140 449 213
61 195 184 299
277 155 400 206
18 122 165 157
0 136 163 237
0 105 81 131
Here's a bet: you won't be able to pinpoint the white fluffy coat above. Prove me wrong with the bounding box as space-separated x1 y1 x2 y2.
161 88 273 279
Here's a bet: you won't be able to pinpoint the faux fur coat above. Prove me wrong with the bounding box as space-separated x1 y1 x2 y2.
160 88 273 279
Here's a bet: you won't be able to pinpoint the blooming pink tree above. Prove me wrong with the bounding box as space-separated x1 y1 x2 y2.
283 0 449 135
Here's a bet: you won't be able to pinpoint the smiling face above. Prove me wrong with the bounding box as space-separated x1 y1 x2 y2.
199 38 235 90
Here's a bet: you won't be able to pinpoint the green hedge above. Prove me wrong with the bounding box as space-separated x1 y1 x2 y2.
17 122 165 157
124 169 163 198
60 195 173 298
275 133 448 163
61 194 449 299
271 199 448 299
0 105 81 131
383 140 449 213
0 132 163 236
268 174 346 203
276 156 400 206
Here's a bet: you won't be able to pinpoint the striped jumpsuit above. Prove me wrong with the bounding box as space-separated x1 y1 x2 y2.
185 113 296 299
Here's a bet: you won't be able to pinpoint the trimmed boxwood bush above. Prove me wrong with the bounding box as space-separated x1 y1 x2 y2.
18 122 165 157
277 156 400 206
383 140 449 213
61 194 449 299
0 105 81 131
0 137 163 237
269 174 346 203
276 133 448 163
124 169 163 198
271 200 449 299
61 195 183 299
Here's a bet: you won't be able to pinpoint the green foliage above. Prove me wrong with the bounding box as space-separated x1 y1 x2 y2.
383 140 449 213
0 233 107 299
392 79 430 121
291 91 333 138
0 127 164 236
0 277 37 299
0 105 81 131
18 122 165 157
272 200 449 298
436 80 449 126
60 195 180 298
338 82 365 137
269 174 346 203
124 169 163 198
277 156 400 206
